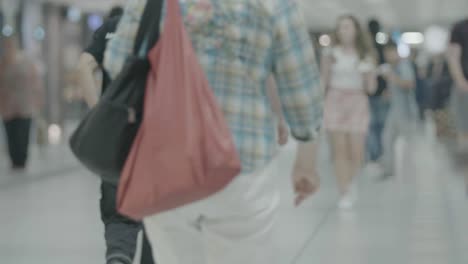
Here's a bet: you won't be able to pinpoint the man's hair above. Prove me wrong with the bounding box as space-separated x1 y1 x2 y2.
368 19 381 36
108 6 124 19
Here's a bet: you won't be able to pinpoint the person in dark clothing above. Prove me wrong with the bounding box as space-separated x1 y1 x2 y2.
0 35 44 170
447 18 468 195
426 54 456 142
366 19 390 167
75 7 155 264
447 18 468 143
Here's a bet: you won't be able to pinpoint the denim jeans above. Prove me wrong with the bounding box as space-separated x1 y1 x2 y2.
367 97 390 162
381 109 419 175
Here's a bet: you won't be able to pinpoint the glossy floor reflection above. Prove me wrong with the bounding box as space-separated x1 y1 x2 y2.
0 132 467 264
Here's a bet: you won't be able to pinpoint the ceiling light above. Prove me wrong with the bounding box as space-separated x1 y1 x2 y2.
67 7 82 23
401 32 424 45
398 43 411 58
376 32 389 45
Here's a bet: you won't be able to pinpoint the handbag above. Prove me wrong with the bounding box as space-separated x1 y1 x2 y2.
117 0 241 220
69 0 164 183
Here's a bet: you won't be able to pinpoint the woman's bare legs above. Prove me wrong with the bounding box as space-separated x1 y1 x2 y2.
349 133 367 185
329 131 352 196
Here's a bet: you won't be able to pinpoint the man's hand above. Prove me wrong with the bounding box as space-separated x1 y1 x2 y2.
456 79 468 92
292 141 320 206
293 166 320 206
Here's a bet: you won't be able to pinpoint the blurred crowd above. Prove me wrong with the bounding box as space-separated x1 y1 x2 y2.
0 1 466 264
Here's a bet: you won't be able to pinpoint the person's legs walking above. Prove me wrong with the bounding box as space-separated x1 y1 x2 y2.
101 182 152 264
329 131 358 209
329 131 352 195
140 229 155 264
450 89 468 193
3 118 31 169
382 111 398 177
367 97 389 162
367 98 381 162
15 118 32 168
349 133 367 182
3 119 15 167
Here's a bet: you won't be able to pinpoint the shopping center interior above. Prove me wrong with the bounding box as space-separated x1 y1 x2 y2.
1 0 468 263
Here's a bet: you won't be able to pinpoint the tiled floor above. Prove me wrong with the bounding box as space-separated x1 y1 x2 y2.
0 133 467 264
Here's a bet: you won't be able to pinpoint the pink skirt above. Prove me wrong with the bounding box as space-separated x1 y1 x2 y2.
324 89 370 134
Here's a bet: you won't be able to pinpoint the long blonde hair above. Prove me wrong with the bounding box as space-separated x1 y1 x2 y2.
333 15 375 61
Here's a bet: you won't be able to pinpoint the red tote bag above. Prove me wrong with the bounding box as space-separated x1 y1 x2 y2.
117 0 241 220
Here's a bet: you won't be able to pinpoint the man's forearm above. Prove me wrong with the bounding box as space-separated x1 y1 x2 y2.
294 141 317 171
266 76 285 123
448 57 468 87
447 44 468 89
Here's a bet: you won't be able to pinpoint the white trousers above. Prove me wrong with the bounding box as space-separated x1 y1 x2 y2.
143 159 281 264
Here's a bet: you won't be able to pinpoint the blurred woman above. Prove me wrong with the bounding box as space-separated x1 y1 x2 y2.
0 36 43 170
321 15 377 209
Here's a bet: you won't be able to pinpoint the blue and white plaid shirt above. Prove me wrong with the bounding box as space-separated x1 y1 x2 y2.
104 0 322 173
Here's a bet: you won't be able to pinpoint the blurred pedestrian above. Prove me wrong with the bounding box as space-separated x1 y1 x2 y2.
447 17 468 193
75 6 155 264
447 18 468 147
410 48 429 120
104 0 323 263
380 41 419 178
366 19 390 169
322 15 377 209
0 35 44 171
426 54 456 143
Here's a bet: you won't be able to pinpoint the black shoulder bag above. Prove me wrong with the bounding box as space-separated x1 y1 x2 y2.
70 0 164 184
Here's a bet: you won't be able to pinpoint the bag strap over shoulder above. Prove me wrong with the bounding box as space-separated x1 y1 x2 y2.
133 0 165 56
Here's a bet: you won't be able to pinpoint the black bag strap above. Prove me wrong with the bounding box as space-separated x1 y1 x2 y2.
133 0 164 56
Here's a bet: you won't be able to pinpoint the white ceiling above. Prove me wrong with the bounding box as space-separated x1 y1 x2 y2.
32 0 468 30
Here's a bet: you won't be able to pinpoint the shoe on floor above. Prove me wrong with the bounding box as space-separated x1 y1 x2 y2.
338 194 354 210
107 257 131 264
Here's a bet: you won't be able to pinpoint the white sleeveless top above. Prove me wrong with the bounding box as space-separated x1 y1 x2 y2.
328 47 373 91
